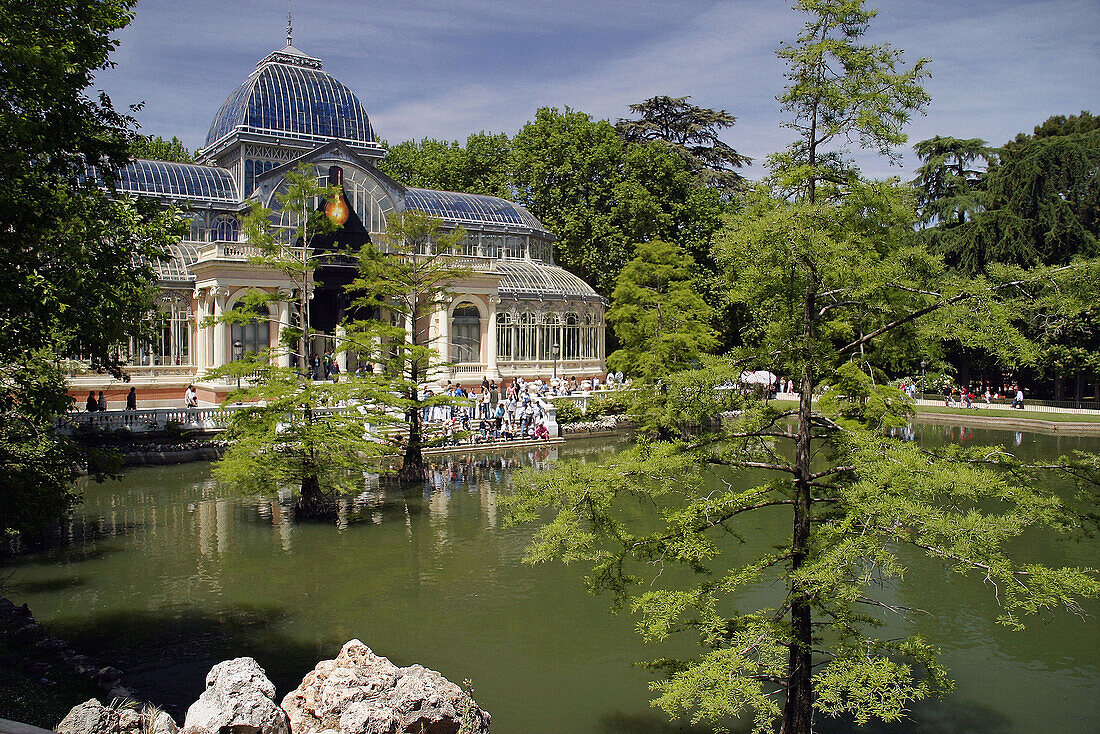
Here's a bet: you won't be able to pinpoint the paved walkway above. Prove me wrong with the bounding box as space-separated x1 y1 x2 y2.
909 397 1100 416
776 392 1100 417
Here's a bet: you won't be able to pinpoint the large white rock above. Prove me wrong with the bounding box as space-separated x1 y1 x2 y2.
55 700 178 734
183 658 289 734
281 640 490 734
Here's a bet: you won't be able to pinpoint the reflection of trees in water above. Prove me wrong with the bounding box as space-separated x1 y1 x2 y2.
17 442 611 560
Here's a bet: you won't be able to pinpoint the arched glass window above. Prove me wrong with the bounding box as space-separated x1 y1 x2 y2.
503 236 525 259
497 311 513 361
539 313 559 361
461 232 481 257
562 313 579 360
451 303 482 364
582 312 596 359
482 235 502 259
187 213 206 242
231 303 271 358
269 163 396 238
517 312 533 360
211 214 239 242
131 294 191 366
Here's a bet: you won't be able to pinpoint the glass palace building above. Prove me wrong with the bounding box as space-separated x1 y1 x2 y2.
92 42 605 404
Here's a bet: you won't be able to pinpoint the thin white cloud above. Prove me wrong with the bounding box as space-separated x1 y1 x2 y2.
94 0 1098 180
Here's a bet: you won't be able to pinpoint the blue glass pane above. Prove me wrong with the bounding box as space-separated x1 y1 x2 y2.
206 61 375 147
403 188 546 232
112 160 238 203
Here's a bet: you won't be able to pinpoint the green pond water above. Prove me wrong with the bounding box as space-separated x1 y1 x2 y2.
3 425 1099 733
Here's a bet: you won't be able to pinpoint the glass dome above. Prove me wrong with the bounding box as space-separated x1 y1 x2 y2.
496 259 602 301
205 45 376 148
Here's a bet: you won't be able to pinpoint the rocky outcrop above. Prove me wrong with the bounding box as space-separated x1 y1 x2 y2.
55 700 177 734
281 640 490 734
55 642 489 734
183 658 290 734
0 597 136 703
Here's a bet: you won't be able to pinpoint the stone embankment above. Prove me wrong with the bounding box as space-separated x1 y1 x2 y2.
120 440 227 466
0 597 136 703
55 640 490 734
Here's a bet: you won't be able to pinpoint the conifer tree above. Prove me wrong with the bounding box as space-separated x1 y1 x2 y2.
606 239 716 381
506 3 1100 733
616 95 751 194
345 211 472 482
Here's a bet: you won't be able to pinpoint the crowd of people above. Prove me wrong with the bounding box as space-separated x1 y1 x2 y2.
422 373 628 445
900 381 1027 409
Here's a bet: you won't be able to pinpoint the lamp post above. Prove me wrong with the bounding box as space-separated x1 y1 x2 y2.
233 339 243 391
552 341 560 379
920 359 927 401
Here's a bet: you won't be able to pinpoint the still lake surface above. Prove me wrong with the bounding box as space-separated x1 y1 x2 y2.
4 425 1099 733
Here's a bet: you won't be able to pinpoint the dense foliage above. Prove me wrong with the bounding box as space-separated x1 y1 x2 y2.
606 239 716 381
379 133 513 199
129 134 193 162
0 0 183 539
507 3 1100 734
378 107 729 307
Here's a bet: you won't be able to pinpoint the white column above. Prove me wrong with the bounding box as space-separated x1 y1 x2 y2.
486 298 499 379
213 289 228 369
276 299 291 368
335 324 348 372
439 303 451 364
192 297 205 373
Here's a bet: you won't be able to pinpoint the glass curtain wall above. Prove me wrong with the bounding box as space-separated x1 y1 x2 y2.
231 304 271 357
496 307 600 362
451 304 482 363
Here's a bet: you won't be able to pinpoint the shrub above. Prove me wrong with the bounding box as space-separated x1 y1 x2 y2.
586 392 632 418
550 400 584 425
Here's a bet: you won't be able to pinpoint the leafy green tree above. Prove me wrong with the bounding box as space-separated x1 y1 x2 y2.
0 0 181 370
346 211 472 481
616 95 751 194
235 164 340 367
927 113 1099 276
911 135 995 228
1 358 97 539
606 239 716 381
0 0 184 537
130 134 193 162
508 4 1097 733
211 356 398 519
379 132 514 198
981 114 1099 267
513 107 724 297
918 114 1100 392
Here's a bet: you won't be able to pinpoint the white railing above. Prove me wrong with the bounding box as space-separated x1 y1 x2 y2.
58 396 563 439
449 363 486 375
449 255 497 271
58 406 238 434
196 241 276 262
910 397 1100 416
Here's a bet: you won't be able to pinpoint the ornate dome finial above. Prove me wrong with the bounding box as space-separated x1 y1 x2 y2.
286 5 293 47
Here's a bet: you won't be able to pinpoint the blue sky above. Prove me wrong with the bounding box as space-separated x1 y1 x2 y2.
94 0 1099 180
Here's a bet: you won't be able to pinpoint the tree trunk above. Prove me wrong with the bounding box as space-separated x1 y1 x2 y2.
782 285 815 734
1074 374 1084 409
399 361 425 482
296 474 336 520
